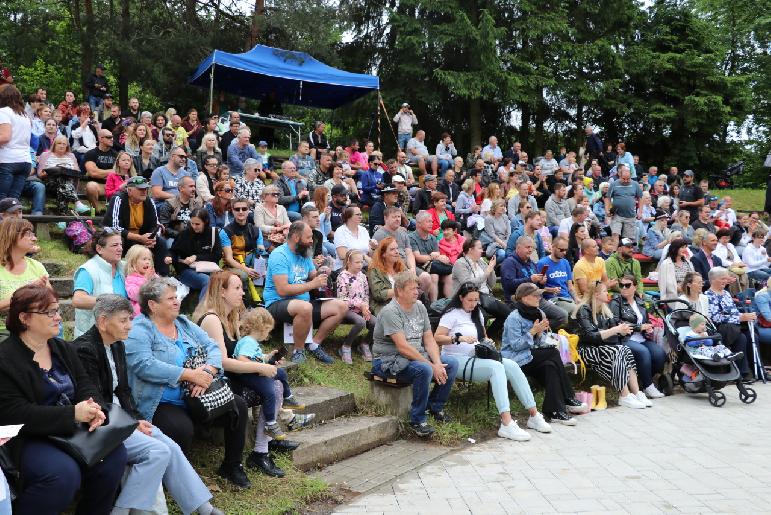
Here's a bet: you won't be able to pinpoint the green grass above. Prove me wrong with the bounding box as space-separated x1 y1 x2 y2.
37 227 88 275
715 188 765 214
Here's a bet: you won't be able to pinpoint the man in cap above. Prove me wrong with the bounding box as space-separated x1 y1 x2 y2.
256 140 274 172
328 184 349 233
0 198 22 222
104 176 170 275
678 170 704 221
84 129 119 212
605 237 643 295
369 186 405 234
85 63 109 113
393 102 418 151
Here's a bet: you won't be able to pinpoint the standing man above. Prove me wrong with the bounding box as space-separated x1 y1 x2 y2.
678 170 705 222
263 221 347 364
605 165 642 245
393 103 418 151
371 271 458 436
584 126 603 163
85 63 109 113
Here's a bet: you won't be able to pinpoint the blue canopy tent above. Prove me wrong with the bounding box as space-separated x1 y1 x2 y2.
189 44 380 111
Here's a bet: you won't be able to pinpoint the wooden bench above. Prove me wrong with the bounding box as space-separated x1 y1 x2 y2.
633 253 657 276
26 214 102 239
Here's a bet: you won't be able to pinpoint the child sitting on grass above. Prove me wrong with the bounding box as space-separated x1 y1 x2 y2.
234 308 305 439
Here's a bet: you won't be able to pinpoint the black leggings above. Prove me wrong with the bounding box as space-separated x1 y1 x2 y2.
520 347 576 414
480 293 512 337
152 396 248 467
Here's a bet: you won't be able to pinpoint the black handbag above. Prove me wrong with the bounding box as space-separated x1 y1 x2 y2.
182 347 236 423
48 403 137 467
475 338 502 362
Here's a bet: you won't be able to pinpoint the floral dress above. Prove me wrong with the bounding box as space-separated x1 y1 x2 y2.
337 269 370 314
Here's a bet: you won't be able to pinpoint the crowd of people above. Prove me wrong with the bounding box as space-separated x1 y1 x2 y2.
1 77 770 513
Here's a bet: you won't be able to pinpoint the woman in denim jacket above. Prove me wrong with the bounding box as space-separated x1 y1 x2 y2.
124 277 251 489
752 277 771 345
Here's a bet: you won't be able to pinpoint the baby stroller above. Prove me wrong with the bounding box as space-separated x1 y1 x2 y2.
657 299 757 407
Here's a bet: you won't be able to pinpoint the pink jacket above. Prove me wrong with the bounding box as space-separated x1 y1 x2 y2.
336 270 369 313
439 235 465 264
125 272 150 316
105 173 127 199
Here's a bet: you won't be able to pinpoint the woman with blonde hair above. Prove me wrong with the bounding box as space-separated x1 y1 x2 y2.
454 178 478 230
480 182 503 217
195 271 303 477
124 123 148 156
195 132 222 170
105 150 137 199
254 184 291 248
572 281 649 409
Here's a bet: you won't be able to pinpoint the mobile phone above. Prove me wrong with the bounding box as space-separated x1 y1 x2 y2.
540 265 549 276
268 346 287 365
149 226 159 239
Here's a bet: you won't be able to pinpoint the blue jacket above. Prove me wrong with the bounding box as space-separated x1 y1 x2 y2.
691 250 722 291
501 310 545 366
755 290 771 325
505 227 544 259
501 254 538 302
643 226 666 257
356 168 382 205
124 314 223 420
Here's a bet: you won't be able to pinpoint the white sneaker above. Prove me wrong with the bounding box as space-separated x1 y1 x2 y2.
644 384 665 398
635 391 653 407
75 201 90 214
498 421 531 441
619 393 646 409
526 413 552 433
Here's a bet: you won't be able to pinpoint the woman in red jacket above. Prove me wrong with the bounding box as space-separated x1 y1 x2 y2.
426 191 455 239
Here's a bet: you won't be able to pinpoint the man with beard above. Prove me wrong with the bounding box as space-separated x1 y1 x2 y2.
328 184 348 233
605 237 643 295
263 221 348 364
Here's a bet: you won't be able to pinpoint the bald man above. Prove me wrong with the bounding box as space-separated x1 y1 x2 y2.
83 129 118 211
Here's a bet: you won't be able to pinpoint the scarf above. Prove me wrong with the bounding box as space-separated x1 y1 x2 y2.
514 301 543 323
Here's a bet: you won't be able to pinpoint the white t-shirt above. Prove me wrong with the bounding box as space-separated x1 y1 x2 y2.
438 308 484 357
0 107 32 164
628 301 645 342
333 224 371 269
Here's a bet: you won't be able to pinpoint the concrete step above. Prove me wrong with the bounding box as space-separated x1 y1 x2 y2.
291 386 356 427
50 277 74 299
290 415 399 471
60 299 75 321
41 261 66 276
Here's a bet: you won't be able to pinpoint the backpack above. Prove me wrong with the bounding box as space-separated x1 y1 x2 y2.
64 219 95 254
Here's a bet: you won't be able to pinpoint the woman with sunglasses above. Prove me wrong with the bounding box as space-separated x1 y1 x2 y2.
254 184 291 249
0 284 128 514
205 179 234 228
572 281 649 409
436 282 551 441
609 274 667 400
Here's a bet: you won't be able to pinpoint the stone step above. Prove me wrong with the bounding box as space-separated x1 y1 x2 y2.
290 415 399 471
41 261 66 276
60 299 75 321
50 277 74 299
291 386 356 427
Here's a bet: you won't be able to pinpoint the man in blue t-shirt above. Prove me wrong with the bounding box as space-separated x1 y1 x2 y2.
536 236 577 316
150 148 191 206
263 221 347 364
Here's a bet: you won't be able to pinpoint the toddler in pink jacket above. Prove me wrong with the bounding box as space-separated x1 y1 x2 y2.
124 245 159 316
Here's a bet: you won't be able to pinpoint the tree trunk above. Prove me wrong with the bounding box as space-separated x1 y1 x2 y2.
469 98 481 148
117 0 130 105
248 0 265 48
534 99 546 156
81 0 95 99
520 103 531 150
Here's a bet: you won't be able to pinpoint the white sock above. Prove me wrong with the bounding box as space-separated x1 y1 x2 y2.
307 342 319 351
197 502 215 515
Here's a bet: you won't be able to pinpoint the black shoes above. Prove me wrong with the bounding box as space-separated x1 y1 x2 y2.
217 462 252 488
269 439 300 453
246 451 285 478
410 422 436 437
564 397 583 407
428 410 452 423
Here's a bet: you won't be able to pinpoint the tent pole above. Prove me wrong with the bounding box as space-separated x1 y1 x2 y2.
208 67 215 114
377 91 381 150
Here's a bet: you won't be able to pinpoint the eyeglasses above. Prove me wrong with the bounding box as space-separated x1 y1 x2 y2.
233 207 249 212
102 135 113 140
163 134 174 138
28 308 61 318
175 154 187 159
219 188 233 193
620 282 634 289
555 247 568 252
268 192 280 197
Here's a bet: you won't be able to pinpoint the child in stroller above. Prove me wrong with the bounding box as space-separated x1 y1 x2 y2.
682 314 743 363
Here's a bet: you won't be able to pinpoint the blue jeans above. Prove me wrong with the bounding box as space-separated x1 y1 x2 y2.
120 428 211 514
0 162 30 200
398 133 411 151
0 471 10 515
437 159 452 179
178 268 211 302
372 356 458 424
748 269 771 284
453 355 536 413
16 439 127 515
88 95 104 113
22 180 46 215
234 368 292 424
287 211 301 222
625 339 667 388
758 327 771 346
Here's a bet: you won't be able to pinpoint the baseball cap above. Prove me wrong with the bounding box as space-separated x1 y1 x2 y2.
654 209 669 220
0 198 22 213
382 187 397 194
330 184 347 196
514 283 544 301
258 140 268 147
683 170 694 177
392 175 406 183
620 237 635 247
708 195 719 202
95 63 105 70
423 174 437 183
126 176 150 189
401 102 410 108
104 93 113 99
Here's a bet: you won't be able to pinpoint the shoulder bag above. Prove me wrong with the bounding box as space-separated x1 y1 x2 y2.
182 346 236 423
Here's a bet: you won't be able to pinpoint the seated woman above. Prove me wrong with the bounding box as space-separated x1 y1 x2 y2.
642 210 670 260
195 271 306 478
0 285 127 515
481 199 510 262
679 271 709 315
572 281 650 409
566 223 589 266
124 277 251 488
74 294 224 515
205 180 235 228
705 267 756 381
435 282 552 441
658 238 694 301
753 277 771 345
170 207 223 302
609 274 667 399
714 227 750 294
502 283 586 425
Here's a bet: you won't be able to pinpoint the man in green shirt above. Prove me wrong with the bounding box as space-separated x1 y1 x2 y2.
605 238 643 295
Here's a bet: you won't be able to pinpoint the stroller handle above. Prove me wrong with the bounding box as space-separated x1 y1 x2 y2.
656 298 691 308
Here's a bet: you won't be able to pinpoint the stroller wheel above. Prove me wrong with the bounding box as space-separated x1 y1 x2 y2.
658 373 674 396
708 391 726 407
739 387 757 404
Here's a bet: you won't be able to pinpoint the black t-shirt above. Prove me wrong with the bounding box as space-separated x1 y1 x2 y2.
329 202 345 232
679 183 704 220
84 147 118 177
101 117 122 133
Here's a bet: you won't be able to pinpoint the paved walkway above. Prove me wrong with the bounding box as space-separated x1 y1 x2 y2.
334 383 771 514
